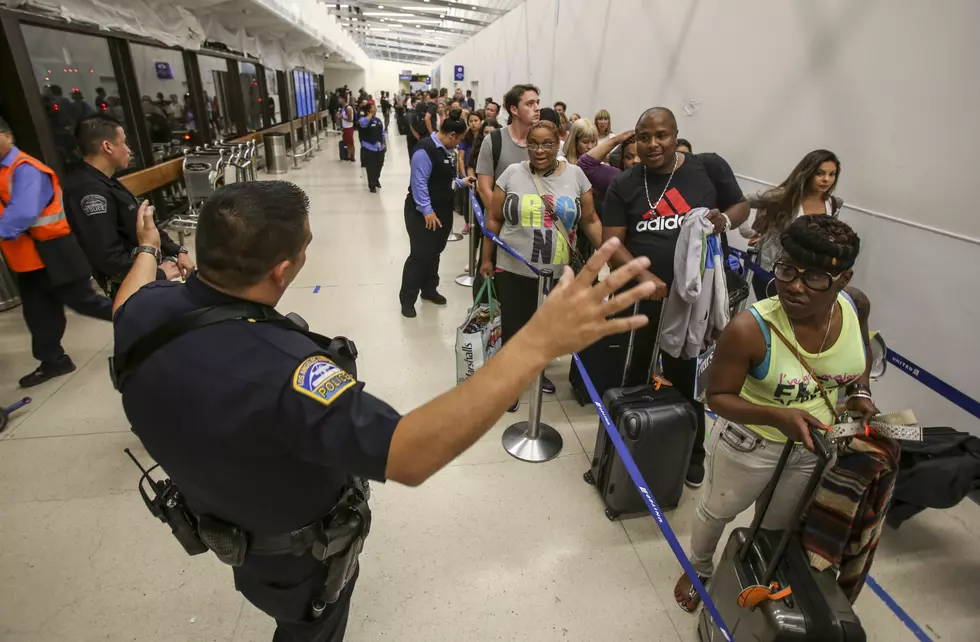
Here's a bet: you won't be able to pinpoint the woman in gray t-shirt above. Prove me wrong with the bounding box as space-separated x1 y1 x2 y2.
480 121 602 408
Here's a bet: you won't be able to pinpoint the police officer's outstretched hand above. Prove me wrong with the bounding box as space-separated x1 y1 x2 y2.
136 200 161 249
522 237 656 360
423 212 442 231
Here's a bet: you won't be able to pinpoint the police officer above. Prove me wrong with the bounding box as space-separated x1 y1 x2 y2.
111 180 656 641
63 114 193 297
398 110 471 318
0 117 112 387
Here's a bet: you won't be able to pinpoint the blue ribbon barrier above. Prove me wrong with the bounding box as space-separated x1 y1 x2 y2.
571 353 734 642
727 247 979 421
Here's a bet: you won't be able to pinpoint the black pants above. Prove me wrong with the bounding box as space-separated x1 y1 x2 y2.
399 202 453 306
362 148 385 189
16 269 113 367
234 553 357 642
494 269 540 346
623 298 706 468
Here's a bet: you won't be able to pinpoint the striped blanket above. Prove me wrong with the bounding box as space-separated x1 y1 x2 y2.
802 436 901 602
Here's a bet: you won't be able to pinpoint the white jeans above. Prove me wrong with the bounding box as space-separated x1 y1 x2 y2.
688 419 828 578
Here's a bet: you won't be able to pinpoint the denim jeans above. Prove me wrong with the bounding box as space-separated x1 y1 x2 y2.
688 419 830 578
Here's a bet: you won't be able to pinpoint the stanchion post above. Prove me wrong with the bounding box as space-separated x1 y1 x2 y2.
501 268 563 462
455 193 476 287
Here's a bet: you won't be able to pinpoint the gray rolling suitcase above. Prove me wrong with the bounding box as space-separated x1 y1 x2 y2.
583 303 697 519
698 431 866 641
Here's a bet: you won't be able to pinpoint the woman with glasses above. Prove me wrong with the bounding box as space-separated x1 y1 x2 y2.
741 149 843 300
674 215 875 613
480 121 603 410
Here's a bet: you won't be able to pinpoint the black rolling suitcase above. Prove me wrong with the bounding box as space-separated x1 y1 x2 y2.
569 330 630 406
698 431 866 642
339 141 349 161
583 303 698 518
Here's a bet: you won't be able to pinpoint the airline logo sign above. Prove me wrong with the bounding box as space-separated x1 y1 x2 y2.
635 188 691 233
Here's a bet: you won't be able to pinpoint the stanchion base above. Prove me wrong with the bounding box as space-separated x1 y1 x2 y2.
455 274 474 287
502 422 563 462
447 232 464 242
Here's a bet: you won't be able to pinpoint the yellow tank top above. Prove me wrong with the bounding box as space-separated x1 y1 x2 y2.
740 293 867 442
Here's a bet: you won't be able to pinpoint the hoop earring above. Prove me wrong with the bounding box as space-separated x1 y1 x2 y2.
766 278 777 299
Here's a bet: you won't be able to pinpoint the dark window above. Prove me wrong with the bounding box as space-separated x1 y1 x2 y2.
129 43 197 160
264 67 282 124
20 25 142 173
198 54 234 139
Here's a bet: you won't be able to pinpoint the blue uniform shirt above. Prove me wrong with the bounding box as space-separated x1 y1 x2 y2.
113 274 402 535
410 133 467 215
0 146 54 240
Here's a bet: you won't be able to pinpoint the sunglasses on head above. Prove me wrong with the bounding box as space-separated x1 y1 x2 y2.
772 261 844 292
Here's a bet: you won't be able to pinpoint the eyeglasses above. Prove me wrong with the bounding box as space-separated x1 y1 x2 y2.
772 262 843 292
527 141 557 151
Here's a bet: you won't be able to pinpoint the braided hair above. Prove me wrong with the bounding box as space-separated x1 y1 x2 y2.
780 215 860 274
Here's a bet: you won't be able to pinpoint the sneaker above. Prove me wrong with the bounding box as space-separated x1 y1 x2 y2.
19 359 76 388
685 462 705 489
462 224 471 234
507 399 520 413
401 305 417 318
421 291 447 305
541 376 556 394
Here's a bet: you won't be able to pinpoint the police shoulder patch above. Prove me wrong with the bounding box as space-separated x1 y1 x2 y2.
292 355 356 407
80 194 108 216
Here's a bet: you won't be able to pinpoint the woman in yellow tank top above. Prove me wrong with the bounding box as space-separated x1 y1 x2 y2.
674 215 878 612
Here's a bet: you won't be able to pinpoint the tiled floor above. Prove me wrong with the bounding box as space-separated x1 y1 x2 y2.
1 136 979 641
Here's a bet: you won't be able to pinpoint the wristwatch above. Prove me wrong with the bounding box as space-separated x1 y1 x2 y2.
177 246 189 255
132 245 162 264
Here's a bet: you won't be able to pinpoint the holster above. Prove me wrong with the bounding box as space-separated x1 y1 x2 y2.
312 479 372 604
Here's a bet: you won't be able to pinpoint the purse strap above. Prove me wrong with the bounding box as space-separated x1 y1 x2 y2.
528 163 574 252
763 319 839 422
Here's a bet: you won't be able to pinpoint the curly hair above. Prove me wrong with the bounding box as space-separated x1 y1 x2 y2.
780 215 860 274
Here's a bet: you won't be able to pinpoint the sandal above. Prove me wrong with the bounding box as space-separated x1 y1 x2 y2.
674 572 708 613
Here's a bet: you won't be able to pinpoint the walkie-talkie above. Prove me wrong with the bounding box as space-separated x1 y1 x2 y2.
124 448 208 556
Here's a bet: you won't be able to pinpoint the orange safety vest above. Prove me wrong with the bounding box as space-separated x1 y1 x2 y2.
0 151 71 273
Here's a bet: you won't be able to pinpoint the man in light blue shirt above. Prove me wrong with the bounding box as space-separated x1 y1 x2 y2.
398 114 474 318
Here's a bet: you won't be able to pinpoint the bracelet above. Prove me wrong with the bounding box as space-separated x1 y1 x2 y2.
846 391 875 404
721 213 732 232
845 382 871 396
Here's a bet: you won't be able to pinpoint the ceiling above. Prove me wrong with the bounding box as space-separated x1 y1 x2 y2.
320 0 523 64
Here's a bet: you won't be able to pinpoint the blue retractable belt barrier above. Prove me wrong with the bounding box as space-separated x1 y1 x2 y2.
727 247 979 420
571 353 735 642
729 246 937 640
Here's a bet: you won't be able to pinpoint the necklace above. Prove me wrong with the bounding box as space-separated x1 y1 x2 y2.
643 152 679 214
787 302 836 390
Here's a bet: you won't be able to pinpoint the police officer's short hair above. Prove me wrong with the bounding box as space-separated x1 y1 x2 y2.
196 181 310 289
76 114 124 156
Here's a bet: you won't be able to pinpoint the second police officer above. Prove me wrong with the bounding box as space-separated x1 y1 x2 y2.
63 114 194 297
111 179 657 641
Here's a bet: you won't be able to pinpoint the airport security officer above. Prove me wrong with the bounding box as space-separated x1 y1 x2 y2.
111 179 656 641
0 117 112 388
398 110 473 318
63 114 193 297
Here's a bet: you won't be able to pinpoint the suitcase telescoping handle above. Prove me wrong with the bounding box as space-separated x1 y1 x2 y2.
621 299 670 387
737 426 832 585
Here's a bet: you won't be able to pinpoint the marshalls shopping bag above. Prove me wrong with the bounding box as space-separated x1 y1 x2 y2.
455 279 502 384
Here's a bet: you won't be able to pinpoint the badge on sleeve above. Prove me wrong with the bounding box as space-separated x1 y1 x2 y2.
292 355 356 407
80 194 108 216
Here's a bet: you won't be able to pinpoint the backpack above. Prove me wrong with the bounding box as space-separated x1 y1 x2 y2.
489 128 502 174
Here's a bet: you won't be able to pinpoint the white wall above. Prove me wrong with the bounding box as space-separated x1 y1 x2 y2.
436 0 980 434
322 60 430 99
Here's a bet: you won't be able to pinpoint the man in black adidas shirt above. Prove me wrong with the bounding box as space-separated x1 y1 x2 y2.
602 106 749 487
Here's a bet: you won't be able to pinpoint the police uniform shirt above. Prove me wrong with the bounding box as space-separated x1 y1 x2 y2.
63 162 182 284
113 274 402 535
